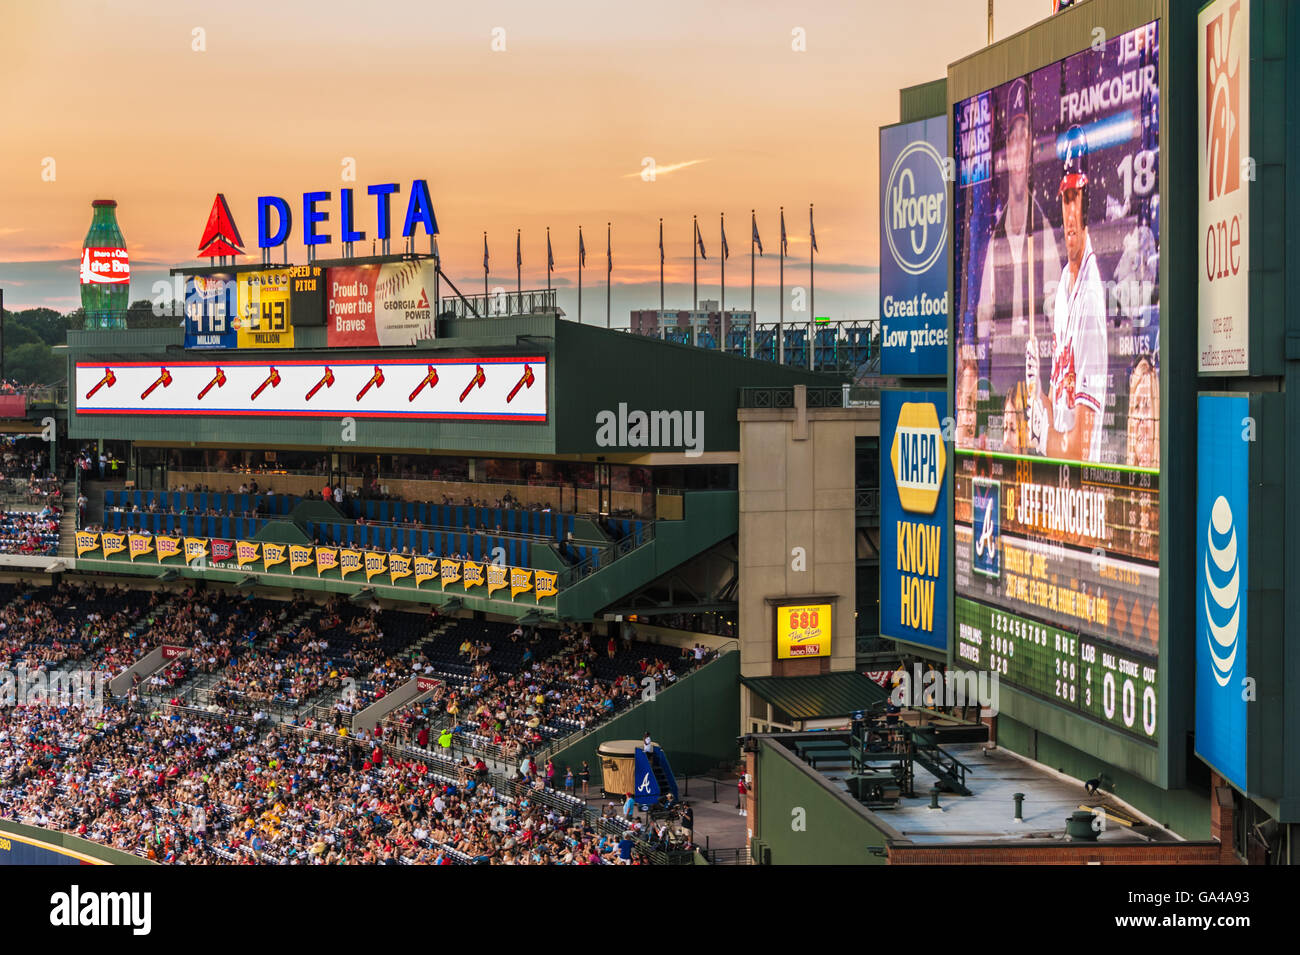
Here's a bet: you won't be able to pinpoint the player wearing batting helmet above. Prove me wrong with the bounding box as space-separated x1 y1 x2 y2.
971 76 1062 454
1026 123 1108 462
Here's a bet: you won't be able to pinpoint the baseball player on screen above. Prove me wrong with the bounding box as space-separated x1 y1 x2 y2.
970 76 1061 453
1026 124 1107 462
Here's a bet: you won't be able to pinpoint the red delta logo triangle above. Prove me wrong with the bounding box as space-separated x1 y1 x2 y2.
198 193 245 257
416 289 429 308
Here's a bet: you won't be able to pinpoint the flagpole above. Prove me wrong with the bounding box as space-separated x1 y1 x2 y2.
546 227 551 292
659 218 664 314
516 229 522 314
720 212 726 345
750 209 756 358
483 231 488 308
606 221 611 329
692 216 698 312
809 203 815 370
578 226 583 324
779 206 785 365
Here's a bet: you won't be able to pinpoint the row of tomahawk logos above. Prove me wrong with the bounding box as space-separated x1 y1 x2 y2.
84 362 537 404
72 531 559 601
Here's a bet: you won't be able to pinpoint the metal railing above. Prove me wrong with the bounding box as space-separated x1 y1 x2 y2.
738 386 847 409
439 288 560 319
556 521 656 588
619 318 879 374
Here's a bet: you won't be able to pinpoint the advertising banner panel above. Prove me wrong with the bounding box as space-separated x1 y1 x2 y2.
75 357 548 423
880 117 950 376
1195 394 1248 787
776 603 832 659
1198 0 1250 372
326 261 438 347
880 391 949 650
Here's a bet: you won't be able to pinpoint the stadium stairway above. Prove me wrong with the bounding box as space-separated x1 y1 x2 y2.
58 482 77 556
554 490 738 619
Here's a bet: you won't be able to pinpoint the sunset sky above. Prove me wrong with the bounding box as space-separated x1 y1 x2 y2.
0 0 1053 323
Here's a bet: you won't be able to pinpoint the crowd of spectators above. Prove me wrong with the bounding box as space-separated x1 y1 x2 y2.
0 505 60 556
0 703 652 864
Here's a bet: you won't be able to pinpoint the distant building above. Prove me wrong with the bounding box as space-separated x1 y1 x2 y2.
630 301 756 347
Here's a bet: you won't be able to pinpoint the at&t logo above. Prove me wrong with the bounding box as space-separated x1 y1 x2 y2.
1204 495 1239 687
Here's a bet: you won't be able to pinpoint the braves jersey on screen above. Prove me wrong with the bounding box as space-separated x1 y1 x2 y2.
1050 237 1107 460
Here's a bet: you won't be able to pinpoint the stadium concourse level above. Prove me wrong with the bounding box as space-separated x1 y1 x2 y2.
0 704 677 864
100 489 647 569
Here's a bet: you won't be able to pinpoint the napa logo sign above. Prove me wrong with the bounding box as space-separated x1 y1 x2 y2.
890 401 946 514
1195 393 1248 789
881 391 949 651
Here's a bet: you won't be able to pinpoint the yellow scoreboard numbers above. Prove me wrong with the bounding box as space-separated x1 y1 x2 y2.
776 603 832 659
236 269 296 348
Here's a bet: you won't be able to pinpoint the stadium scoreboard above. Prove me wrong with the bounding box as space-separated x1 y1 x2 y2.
956 598 1158 741
950 21 1162 744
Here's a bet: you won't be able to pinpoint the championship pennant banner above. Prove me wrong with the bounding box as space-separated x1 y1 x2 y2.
75 356 548 422
74 533 559 604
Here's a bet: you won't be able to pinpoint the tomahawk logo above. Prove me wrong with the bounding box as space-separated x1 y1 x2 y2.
1205 1 1243 201
1204 495 1240 687
50 886 151 935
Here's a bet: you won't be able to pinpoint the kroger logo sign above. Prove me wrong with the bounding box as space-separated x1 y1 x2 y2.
884 140 948 277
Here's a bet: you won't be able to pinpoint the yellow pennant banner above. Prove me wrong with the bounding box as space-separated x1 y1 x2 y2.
365 551 387 581
414 556 438 586
316 547 339 574
184 537 208 564
263 542 287 571
102 532 126 557
75 531 100 557
389 554 412 583
128 534 154 561
462 561 485 589
486 563 509 597
340 549 363 579
534 570 558 600
236 541 261 567
510 567 533 600
289 544 314 571
155 535 181 560
440 559 462 589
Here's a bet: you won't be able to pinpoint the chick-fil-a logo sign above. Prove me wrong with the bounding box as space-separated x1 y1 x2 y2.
1205 0 1243 201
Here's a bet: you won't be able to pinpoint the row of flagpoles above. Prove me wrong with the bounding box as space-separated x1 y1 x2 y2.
476 204 819 337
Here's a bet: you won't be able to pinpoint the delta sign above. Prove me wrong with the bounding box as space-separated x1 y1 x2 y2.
196 181 440 259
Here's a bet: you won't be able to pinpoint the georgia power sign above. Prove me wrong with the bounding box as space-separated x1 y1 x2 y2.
881 392 949 650
879 117 950 377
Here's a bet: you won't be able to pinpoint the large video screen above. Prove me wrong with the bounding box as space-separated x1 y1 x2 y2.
952 22 1161 742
